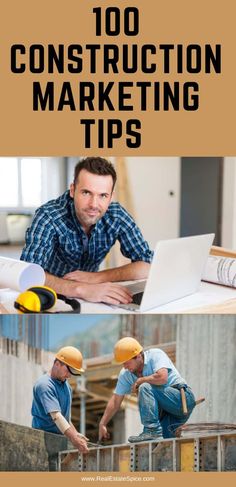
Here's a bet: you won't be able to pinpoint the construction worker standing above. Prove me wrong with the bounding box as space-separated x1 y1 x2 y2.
99 337 196 443
31 346 89 454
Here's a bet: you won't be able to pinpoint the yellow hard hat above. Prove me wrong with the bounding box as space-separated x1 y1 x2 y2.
55 346 84 375
114 337 143 363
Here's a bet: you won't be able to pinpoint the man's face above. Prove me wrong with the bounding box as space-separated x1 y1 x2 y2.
123 354 144 374
54 361 71 382
70 169 113 232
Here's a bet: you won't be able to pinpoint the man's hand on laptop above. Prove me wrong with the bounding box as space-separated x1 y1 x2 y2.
45 272 133 304
63 269 134 304
79 282 133 305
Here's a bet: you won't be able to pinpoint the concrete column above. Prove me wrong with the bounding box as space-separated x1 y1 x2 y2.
176 315 236 423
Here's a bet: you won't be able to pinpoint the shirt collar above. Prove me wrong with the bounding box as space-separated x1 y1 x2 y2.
68 195 87 235
143 351 148 365
50 375 67 386
141 351 148 375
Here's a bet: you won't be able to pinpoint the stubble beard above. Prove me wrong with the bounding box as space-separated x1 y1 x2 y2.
77 208 102 229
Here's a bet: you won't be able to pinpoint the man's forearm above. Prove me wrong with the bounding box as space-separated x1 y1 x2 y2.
138 375 166 386
97 261 150 282
45 272 82 297
100 396 123 426
135 369 168 388
69 421 79 435
100 404 118 427
64 262 150 285
64 425 78 442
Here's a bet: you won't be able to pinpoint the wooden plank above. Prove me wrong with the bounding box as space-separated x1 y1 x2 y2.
189 298 236 314
118 448 131 472
210 246 236 258
180 441 195 472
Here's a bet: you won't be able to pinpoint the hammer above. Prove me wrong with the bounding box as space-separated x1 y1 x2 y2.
180 387 188 415
180 389 205 415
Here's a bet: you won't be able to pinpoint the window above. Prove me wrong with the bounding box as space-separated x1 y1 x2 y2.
0 157 67 212
0 157 42 209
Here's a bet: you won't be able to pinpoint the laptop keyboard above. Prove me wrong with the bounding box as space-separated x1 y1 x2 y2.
132 292 144 305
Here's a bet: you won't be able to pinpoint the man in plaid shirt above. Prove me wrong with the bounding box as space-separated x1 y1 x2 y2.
21 157 153 304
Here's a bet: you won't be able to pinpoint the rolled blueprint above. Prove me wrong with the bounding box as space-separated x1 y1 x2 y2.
0 256 45 291
202 255 236 288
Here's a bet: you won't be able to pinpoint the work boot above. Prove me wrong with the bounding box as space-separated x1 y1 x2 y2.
128 430 163 443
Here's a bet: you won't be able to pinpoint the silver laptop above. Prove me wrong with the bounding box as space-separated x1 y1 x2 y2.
118 233 215 312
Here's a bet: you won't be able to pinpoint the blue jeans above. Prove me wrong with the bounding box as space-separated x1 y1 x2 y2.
138 383 196 438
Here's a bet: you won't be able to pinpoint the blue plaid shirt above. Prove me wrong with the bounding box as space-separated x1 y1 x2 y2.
21 191 153 276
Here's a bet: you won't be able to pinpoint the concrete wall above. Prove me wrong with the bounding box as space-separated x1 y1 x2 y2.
113 400 143 444
0 420 70 471
176 315 236 424
124 401 142 441
0 339 54 427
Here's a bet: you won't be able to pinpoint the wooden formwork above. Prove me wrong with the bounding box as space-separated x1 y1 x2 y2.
58 431 236 472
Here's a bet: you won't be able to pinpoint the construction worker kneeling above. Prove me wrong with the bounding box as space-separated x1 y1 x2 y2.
99 337 196 443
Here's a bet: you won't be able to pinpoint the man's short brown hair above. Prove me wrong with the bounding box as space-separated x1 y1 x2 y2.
74 157 117 190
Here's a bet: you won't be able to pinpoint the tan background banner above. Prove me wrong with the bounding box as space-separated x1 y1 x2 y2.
1 473 236 487
1 1 236 481
1 0 236 155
